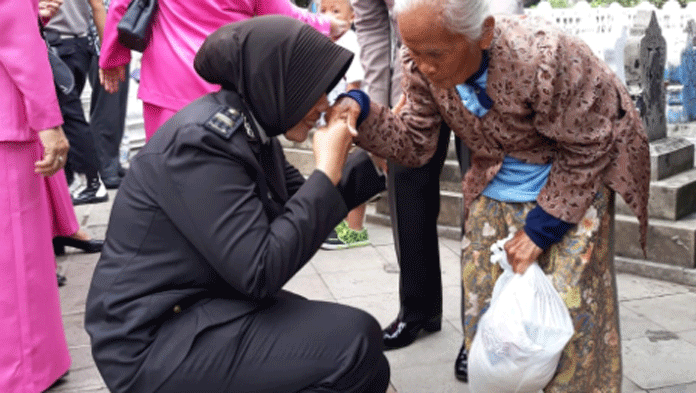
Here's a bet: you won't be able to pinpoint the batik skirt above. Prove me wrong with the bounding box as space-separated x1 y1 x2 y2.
462 186 621 392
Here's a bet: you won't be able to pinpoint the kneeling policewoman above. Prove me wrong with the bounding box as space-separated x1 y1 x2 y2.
85 16 388 393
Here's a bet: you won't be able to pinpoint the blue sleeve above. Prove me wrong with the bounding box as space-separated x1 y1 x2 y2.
523 205 575 250
337 89 370 127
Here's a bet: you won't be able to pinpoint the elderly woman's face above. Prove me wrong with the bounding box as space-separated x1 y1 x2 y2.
285 93 330 142
397 4 492 90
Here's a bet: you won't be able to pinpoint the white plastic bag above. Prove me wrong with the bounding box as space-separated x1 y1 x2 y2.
469 235 575 393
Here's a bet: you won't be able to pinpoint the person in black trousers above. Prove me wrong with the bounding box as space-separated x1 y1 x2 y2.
88 56 129 188
351 0 470 382
44 0 107 204
85 17 389 393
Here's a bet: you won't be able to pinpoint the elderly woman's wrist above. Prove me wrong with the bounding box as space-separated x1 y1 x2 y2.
336 90 370 127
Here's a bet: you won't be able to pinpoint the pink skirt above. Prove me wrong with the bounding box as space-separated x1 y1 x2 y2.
44 170 79 238
0 140 71 393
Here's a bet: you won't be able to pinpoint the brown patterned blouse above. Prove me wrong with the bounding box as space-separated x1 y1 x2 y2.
354 15 650 251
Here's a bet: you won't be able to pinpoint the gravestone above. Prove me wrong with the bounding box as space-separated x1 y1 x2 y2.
680 23 696 121
624 10 667 142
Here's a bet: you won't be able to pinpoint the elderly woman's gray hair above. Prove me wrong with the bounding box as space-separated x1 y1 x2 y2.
393 0 490 40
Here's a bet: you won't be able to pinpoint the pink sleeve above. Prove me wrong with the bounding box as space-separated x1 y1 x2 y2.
98 0 132 69
255 0 331 36
0 0 62 131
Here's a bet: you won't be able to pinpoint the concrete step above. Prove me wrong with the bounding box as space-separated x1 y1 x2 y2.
615 212 696 269
374 189 463 228
649 137 694 181
617 168 696 220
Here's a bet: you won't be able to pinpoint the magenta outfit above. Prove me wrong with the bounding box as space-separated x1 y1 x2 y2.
45 172 80 238
100 0 331 140
0 1 72 391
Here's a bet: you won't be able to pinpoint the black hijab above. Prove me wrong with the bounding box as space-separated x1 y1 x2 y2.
194 15 353 137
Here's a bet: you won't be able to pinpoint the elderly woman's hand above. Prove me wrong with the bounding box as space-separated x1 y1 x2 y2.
504 230 543 274
325 96 361 137
313 120 354 185
35 126 69 176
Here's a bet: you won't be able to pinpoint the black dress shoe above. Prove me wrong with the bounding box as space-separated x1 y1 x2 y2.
454 344 468 382
72 177 108 205
102 175 121 189
383 315 441 350
53 236 104 255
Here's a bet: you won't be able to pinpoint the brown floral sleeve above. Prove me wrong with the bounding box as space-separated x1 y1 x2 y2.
353 49 443 168
531 33 624 223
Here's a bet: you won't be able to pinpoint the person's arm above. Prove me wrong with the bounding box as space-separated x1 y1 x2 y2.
0 0 63 133
506 34 631 274
283 158 306 197
38 0 63 25
88 0 106 43
255 0 332 37
532 35 619 225
98 0 131 68
327 49 443 168
351 0 392 106
153 124 350 300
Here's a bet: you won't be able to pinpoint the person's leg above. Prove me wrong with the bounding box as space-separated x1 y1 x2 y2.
55 38 105 205
346 203 367 230
153 292 390 393
0 141 71 392
383 123 452 349
89 56 129 188
453 136 470 381
543 188 621 392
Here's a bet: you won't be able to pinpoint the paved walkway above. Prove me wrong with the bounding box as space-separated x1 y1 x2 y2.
49 192 696 393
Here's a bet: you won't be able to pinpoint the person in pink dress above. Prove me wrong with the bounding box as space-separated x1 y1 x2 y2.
0 0 72 391
100 0 349 140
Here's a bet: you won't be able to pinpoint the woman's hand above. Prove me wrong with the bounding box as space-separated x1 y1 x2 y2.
325 96 361 137
313 120 354 185
100 65 126 93
35 126 69 176
504 230 543 274
39 0 63 20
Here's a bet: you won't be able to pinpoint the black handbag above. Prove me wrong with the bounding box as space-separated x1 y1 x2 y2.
117 0 157 52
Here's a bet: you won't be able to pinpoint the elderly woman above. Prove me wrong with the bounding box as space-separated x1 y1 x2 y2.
85 16 388 393
331 0 650 390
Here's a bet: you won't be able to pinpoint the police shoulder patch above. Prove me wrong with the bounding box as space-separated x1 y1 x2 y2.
204 107 244 140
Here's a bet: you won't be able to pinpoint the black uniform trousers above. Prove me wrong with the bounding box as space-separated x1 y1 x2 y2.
153 291 390 393
388 123 469 324
47 34 101 183
88 56 129 180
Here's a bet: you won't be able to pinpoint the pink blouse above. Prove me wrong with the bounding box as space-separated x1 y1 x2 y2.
0 0 63 142
100 0 331 111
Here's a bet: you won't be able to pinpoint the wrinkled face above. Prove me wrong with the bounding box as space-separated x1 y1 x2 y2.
397 4 493 90
285 93 330 142
320 0 354 24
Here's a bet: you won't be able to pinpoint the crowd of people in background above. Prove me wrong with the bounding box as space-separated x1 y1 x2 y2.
0 0 650 392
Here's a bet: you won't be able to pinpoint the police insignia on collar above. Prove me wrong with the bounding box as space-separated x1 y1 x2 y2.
205 107 244 140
